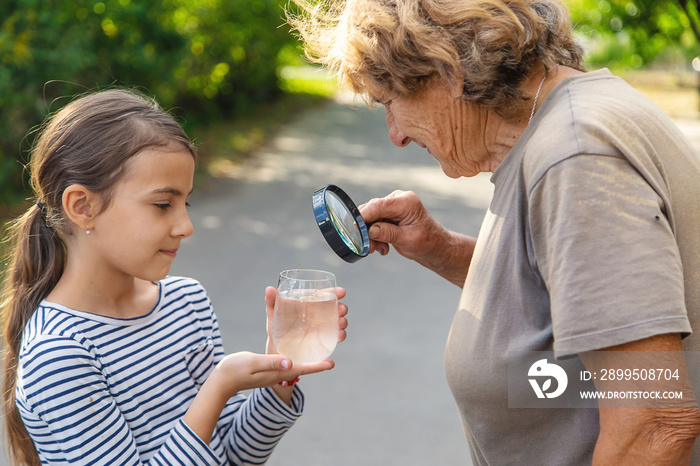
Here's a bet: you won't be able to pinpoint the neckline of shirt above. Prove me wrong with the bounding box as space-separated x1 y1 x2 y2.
39 281 164 326
490 68 615 186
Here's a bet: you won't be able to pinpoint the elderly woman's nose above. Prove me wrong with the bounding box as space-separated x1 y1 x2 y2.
386 110 412 147
389 126 412 147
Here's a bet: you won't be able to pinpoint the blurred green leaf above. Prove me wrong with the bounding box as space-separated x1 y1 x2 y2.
0 0 303 208
568 0 699 68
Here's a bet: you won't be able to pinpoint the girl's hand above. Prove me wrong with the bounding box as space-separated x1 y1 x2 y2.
264 285 348 404
209 351 333 398
264 285 349 356
185 350 332 442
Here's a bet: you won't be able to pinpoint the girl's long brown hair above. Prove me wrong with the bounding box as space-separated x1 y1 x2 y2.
0 89 196 465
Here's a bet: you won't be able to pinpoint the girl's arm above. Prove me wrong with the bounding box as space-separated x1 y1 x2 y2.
20 333 327 465
18 335 222 465
182 350 331 444
198 287 347 464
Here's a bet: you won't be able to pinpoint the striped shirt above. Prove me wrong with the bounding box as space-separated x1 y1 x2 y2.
16 276 304 465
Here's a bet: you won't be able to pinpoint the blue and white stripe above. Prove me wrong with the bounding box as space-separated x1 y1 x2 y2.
16 276 303 465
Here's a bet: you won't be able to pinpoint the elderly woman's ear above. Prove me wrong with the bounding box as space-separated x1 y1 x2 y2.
446 74 465 99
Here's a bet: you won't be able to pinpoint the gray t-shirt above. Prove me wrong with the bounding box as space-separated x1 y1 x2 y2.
444 69 700 465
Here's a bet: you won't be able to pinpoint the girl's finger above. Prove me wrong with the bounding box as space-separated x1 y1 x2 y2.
293 359 335 375
334 287 346 299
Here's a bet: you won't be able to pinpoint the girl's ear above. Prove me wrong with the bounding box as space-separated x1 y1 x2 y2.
62 184 99 232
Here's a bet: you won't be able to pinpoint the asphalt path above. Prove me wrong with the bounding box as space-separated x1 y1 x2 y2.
0 97 485 466
170 97 488 465
3 98 699 465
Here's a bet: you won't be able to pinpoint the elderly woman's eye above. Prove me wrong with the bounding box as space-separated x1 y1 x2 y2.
373 96 391 107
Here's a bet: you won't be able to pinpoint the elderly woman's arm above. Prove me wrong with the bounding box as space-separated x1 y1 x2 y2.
580 333 700 464
359 190 476 287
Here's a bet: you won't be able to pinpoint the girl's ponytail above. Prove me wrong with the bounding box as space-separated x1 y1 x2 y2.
2 201 66 465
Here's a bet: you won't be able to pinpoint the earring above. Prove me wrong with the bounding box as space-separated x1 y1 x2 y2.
85 229 91 236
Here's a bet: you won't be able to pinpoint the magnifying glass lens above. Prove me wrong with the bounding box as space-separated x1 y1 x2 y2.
325 191 362 254
312 184 370 263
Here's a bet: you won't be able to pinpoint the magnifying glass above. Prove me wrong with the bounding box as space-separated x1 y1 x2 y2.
312 184 370 263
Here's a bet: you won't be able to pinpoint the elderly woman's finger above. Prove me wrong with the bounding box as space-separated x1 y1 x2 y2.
359 190 411 224
357 199 382 224
368 238 391 256
369 222 403 248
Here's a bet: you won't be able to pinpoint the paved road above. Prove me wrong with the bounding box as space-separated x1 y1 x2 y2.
170 98 488 465
3 98 699 465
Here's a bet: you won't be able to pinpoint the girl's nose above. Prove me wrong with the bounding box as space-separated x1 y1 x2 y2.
174 211 194 238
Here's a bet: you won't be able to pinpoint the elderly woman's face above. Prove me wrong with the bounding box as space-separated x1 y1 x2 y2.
381 80 487 178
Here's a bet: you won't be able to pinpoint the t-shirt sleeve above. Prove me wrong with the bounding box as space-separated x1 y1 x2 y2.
17 335 223 465
528 154 692 358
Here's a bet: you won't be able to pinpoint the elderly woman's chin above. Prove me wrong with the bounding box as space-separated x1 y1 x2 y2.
440 166 464 179
437 158 481 179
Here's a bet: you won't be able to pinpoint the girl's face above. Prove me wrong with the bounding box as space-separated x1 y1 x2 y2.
89 147 195 282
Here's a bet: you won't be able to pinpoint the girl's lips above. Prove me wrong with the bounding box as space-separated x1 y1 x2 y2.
160 249 178 258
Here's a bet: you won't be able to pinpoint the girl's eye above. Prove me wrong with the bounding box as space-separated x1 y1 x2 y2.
186 201 191 207
155 203 171 210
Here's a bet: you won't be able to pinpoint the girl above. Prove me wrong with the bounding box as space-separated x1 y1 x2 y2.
0 89 348 465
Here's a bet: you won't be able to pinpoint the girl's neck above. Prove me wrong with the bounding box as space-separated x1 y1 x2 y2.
46 252 159 319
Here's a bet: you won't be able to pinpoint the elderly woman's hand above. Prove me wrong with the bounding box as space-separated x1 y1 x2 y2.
359 190 476 287
359 190 439 258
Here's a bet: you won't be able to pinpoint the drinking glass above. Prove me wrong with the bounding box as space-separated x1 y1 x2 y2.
272 269 339 363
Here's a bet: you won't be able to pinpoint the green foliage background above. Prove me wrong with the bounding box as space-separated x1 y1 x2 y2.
0 0 304 208
567 0 700 68
2 0 700 209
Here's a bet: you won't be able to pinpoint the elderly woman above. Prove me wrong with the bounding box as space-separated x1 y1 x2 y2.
289 0 700 464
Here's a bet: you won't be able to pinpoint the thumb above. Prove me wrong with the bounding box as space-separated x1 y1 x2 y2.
264 354 292 372
265 286 277 320
369 222 401 245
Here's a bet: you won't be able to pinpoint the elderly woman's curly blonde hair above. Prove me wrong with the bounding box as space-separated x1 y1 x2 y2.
288 0 585 116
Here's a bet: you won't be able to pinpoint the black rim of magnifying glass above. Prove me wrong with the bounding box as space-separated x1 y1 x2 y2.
312 184 370 263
